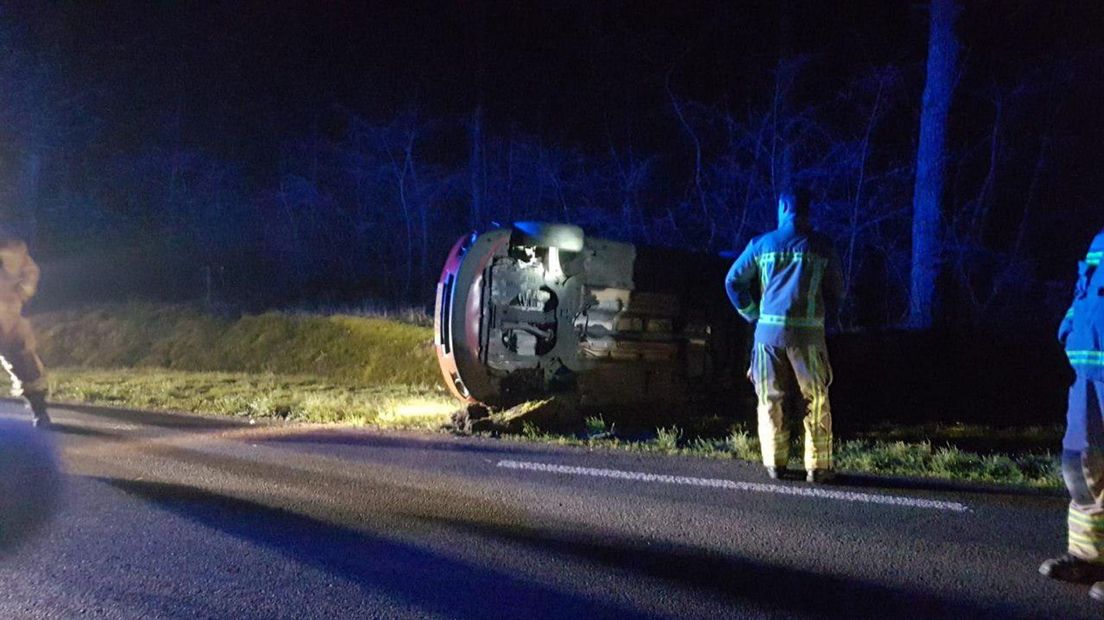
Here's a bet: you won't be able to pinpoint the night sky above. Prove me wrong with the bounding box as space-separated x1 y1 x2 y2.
14 2 929 169
4 0 1103 310
24 2 1096 142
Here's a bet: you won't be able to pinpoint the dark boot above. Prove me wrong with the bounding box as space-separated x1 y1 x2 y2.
1039 554 1104 583
24 391 50 429
806 469 836 484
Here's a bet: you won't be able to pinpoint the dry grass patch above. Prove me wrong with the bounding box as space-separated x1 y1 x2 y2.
46 367 455 429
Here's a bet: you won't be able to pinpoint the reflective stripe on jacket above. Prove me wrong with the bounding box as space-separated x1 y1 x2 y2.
725 219 844 347
1063 229 1104 381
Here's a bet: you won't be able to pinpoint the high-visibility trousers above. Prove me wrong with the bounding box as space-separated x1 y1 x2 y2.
0 316 47 398
748 343 833 471
1062 376 1104 562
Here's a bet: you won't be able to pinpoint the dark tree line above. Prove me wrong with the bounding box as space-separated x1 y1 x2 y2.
0 4 1096 330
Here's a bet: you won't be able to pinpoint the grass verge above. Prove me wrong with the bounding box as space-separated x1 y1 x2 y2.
47 367 456 430
29 303 1061 489
34 302 442 387
43 367 1060 488
508 419 1061 490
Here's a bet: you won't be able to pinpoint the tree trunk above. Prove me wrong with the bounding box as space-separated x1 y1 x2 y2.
907 0 960 329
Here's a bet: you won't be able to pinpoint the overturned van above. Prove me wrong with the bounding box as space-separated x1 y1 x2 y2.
434 222 749 409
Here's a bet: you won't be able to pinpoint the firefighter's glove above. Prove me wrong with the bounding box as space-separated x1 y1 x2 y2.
737 300 760 324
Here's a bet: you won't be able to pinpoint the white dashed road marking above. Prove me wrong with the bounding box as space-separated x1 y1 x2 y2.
497 459 971 513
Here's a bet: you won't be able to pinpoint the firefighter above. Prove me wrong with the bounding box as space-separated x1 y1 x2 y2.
1040 226 1104 602
0 233 50 428
725 189 844 483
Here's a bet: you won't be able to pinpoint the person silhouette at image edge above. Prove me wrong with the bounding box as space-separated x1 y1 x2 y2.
1041 225 1104 603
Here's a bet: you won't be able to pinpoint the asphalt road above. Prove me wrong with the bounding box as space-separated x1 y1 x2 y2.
0 401 1096 619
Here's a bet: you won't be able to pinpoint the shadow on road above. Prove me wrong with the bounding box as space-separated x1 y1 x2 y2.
52 403 253 431
95 477 661 620
95 474 1015 619
255 430 565 457
0 420 62 556
49 423 123 440
406 513 1014 619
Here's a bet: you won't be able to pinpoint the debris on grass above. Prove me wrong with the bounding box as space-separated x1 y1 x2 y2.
471 396 582 434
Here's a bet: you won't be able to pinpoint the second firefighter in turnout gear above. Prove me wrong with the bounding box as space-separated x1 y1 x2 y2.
725 189 844 483
1040 226 1104 603
0 234 50 428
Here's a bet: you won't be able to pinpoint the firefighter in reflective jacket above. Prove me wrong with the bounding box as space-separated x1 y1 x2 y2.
0 234 50 428
1040 226 1104 602
725 189 844 483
